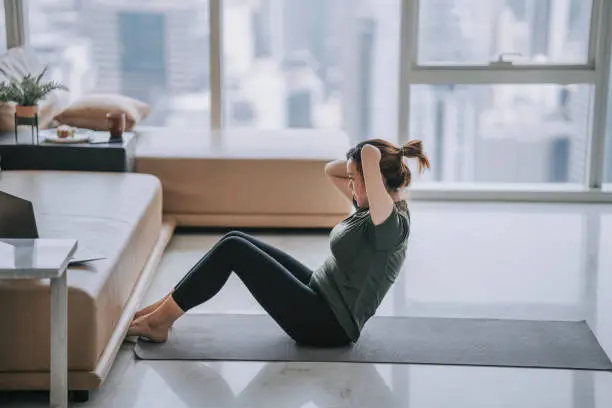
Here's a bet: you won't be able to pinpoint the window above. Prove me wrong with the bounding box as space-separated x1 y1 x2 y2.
27 0 211 127
411 84 592 183
0 3 6 53
418 0 593 66
222 0 401 143
403 0 600 185
19 0 612 191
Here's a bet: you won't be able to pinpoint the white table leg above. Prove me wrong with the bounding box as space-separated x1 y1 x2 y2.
50 271 68 408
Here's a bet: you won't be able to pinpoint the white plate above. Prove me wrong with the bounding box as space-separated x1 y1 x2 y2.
43 135 92 144
41 127 95 136
41 128 95 144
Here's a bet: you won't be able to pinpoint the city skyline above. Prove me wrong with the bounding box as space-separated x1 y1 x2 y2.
7 0 612 183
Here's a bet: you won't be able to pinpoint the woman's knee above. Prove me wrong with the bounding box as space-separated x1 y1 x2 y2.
218 235 251 252
222 230 248 240
208 236 253 264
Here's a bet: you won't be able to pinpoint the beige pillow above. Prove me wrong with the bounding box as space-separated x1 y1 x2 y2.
54 94 150 131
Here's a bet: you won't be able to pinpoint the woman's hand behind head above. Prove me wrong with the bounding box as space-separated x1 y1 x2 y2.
360 144 382 163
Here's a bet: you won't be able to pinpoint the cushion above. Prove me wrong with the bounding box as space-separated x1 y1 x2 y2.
54 94 150 131
135 128 353 227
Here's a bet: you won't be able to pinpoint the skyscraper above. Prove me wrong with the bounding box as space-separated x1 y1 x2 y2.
25 1 95 101
356 15 375 141
118 12 167 104
85 0 209 124
252 0 272 58
283 51 321 128
528 0 552 57
369 0 400 145
419 0 469 63
415 0 481 181
282 0 328 71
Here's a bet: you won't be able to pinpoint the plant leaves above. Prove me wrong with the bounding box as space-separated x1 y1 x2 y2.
0 68 68 106
35 66 48 85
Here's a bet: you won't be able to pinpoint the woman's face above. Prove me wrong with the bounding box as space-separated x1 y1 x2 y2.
347 160 368 208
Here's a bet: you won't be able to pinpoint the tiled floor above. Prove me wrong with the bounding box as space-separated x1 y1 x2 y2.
3 201 612 407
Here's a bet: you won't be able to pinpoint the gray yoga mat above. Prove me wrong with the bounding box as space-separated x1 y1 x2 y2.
134 314 612 371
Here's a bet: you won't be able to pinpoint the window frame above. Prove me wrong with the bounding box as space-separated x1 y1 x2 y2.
398 0 612 193
412 0 600 70
4 0 28 49
210 0 223 130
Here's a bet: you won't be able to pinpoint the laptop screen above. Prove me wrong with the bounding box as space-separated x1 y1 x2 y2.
0 191 39 239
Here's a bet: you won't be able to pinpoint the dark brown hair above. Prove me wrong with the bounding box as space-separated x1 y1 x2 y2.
346 139 430 190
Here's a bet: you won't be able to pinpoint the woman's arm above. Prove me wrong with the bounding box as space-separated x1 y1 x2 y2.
324 160 353 202
361 145 394 225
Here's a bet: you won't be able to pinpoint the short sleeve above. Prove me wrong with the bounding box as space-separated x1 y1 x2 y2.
371 207 410 251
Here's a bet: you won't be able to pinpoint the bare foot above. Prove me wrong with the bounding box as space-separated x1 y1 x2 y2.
134 293 172 320
127 316 171 343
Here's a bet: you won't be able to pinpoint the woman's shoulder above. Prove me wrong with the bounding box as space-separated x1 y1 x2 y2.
344 200 410 226
391 200 411 227
394 200 409 214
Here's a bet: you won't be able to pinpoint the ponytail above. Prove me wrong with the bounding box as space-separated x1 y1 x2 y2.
401 140 431 173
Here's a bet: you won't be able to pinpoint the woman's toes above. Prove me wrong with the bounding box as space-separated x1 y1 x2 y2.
127 319 145 336
127 317 169 343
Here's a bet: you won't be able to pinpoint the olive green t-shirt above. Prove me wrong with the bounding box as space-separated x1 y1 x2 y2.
309 201 410 341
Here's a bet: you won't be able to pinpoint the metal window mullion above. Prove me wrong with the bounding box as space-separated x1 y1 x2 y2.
409 67 596 85
586 0 612 189
4 0 29 49
397 0 419 144
587 0 603 65
341 0 361 144
408 186 612 203
209 0 223 131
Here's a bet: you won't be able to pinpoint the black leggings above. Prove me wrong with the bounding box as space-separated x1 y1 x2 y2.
171 231 351 347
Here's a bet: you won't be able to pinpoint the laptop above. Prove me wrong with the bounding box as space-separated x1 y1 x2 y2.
0 190 105 265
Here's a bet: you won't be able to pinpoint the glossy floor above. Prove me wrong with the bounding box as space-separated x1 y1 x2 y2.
2 201 612 407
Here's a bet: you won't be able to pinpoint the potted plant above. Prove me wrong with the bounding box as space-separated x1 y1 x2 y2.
0 67 68 118
0 81 10 103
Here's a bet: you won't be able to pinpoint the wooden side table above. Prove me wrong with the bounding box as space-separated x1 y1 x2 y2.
0 239 77 408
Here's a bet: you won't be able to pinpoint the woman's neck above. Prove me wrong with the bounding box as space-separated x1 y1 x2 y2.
389 190 403 202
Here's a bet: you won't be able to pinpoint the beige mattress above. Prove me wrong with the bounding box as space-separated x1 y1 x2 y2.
135 128 353 227
0 171 162 373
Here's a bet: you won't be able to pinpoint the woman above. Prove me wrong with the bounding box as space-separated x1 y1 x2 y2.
128 139 430 346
